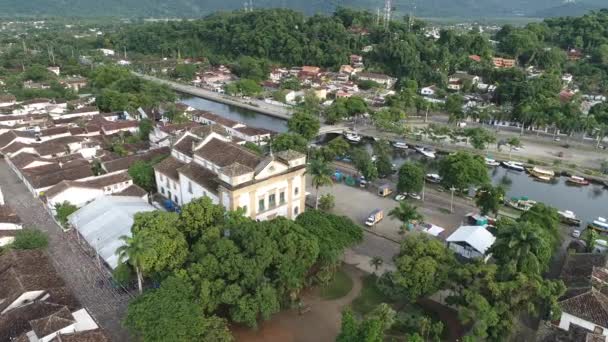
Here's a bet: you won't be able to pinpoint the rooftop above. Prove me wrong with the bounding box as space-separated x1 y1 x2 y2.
194 138 261 169
560 253 608 288
177 163 219 195
560 288 608 329
446 226 496 255
153 156 186 181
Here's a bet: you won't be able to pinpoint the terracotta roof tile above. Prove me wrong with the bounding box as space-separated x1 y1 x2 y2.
177 163 219 194
153 156 186 181
101 147 169 173
560 289 608 328
111 184 148 197
194 138 261 169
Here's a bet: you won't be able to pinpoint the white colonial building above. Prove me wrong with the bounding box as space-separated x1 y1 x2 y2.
154 125 307 220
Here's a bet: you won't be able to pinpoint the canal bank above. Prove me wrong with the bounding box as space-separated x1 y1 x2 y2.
134 72 294 120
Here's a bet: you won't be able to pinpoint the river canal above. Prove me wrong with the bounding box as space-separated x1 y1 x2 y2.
181 97 287 132
181 96 607 225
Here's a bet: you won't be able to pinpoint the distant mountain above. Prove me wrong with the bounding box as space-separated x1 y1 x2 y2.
530 1 606 18
0 0 605 18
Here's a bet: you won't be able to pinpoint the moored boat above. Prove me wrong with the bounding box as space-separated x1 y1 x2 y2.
528 167 555 181
425 173 442 184
558 210 582 226
344 132 362 143
393 141 408 150
415 146 436 159
502 161 525 172
566 175 590 186
506 197 537 211
485 157 500 167
588 217 608 232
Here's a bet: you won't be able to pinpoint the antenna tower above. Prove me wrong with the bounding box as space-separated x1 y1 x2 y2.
383 0 392 29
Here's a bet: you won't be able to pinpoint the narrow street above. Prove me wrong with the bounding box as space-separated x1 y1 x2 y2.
0 160 131 342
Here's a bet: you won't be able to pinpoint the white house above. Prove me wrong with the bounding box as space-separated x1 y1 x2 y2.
43 171 133 211
98 48 115 56
357 72 397 89
446 226 495 261
558 289 608 336
420 85 438 97
154 127 307 221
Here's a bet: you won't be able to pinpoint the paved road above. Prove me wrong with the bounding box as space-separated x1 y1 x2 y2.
0 160 131 342
135 72 294 119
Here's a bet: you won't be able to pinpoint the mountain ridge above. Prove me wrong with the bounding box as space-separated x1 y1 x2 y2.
0 0 605 18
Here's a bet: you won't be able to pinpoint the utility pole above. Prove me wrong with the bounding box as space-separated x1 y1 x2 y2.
383 0 392 30
376 8 380 26
123 46 127 59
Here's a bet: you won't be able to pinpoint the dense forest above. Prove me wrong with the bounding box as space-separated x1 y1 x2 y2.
0 0 605 18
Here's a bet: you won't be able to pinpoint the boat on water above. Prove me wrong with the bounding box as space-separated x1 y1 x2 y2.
506 197 537 211
425 173 442 184
344 132 362 143
393 141 408 150
415 146 436 159
566 175 590 186
528 167 555 181
558 210 582 226
502 161 525 172
485 157 500 167
588 217 608 232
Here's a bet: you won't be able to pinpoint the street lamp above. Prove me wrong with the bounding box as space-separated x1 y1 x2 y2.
450 186 456 213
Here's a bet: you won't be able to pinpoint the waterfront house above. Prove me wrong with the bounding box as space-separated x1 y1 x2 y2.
446 226 495 261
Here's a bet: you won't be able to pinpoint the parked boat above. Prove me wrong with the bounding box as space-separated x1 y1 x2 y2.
558 210 582 226
528 167 555 181
502 161 525 172
485 158 500 167
344 132 362 143
588 217 608 232
566 175 590 186
415 146 436 159
393 141 409 150
425 173 442 184
506 197 537 211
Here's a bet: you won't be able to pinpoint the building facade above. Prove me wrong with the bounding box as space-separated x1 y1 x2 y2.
154 126 307 220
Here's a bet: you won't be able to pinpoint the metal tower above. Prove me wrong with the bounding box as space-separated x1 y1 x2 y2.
383 0 392 29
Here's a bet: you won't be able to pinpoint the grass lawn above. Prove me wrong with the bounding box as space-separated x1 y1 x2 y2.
320 269 354 300
351 275 392 315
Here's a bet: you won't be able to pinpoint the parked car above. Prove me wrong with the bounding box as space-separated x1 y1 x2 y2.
409 193 422 200
395 193 407 201
572 229 581 238
365 209 384 227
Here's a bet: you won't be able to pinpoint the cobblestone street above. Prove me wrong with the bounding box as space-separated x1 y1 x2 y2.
0 160 131 341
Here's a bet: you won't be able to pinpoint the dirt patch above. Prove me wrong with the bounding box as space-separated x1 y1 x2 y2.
233 264 364 342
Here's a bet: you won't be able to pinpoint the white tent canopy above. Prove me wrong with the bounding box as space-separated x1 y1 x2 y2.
68 196 156 269
446 225 496 255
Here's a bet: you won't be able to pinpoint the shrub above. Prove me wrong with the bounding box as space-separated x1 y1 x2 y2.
12 229 49 250
318 194 335 212
55 201 78 226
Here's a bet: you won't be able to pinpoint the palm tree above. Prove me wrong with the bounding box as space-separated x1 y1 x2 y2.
389 202 423 232
489 222 549 275
308 158 333 209
116 234 147 294
369 256 384 274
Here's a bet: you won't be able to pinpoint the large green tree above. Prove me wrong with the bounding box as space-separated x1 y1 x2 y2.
124 275 233 342
438 152 489 190
380 234 455 302
397 162 424 194
287 111 321 140
475 185 505 216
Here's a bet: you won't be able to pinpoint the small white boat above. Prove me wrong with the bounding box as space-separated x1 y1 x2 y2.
528 167 555 180
425 173 442 183
566 175 590 186
393 141 408 150
502 161 525 172
344 132 362 143
589 217 608 232
485 158 500 167
506 197 537 211
558 210 582 226
415 146 436 159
